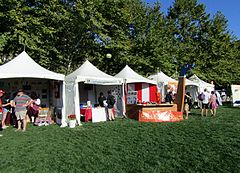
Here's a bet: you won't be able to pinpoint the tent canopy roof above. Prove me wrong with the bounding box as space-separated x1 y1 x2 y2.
148 71 177 84
186 79 199 86
115 65 157 85
188 74 214 87
0 51 64 80
188 74 214 91
66 60 122 85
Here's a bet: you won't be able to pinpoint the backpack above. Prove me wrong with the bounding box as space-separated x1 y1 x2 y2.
198 93 205 101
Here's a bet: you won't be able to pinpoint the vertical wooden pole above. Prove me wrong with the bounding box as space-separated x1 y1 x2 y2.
176 77 186 112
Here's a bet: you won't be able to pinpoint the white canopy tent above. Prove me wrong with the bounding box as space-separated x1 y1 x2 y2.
148 72 177 101
185 79 200 103
0 51 66 125
148 71 177 85
0 51 65 80
188 74 215 93
149 72 200 103
115 65 157 103
65 60 123 121
115 65 157 85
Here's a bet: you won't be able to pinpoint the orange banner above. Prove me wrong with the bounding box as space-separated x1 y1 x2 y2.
139 110 183 122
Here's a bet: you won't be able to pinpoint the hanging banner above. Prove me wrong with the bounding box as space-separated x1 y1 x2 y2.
139 110 183 122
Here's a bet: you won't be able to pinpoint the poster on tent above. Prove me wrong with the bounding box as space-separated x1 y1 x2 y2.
167 82 178 94
127 91 138 104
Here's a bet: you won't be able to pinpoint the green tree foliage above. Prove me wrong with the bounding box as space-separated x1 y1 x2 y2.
166 0 239 87
0 0 239 86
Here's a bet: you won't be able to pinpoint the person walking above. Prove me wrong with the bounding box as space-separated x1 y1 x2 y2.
106 90 115 121
201 89 210 117
209 91 218 116
13 89 32 132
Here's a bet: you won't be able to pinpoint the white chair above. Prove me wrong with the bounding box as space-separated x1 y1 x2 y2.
37 108 49 126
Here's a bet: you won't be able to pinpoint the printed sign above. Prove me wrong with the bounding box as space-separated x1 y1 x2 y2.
127 91 138 104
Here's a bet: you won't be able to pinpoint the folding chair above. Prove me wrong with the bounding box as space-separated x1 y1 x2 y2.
37 108 49 126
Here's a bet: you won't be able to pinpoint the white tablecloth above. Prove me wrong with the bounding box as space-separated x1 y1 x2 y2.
92 108 107 123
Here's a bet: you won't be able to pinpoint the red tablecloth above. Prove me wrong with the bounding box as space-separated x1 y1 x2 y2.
80 108 92 122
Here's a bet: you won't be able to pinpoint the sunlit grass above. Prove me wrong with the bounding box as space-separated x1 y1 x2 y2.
0 104 240 172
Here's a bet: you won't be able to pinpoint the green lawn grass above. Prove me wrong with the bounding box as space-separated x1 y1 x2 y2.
1 105 240 173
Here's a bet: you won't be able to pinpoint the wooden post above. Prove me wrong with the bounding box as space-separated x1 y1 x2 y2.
176 76 186 112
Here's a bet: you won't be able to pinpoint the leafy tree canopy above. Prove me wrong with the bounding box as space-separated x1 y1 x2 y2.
0 0 239 88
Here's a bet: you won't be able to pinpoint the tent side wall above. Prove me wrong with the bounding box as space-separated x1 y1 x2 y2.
127 83 157 103
95 85 124 116
65 77 79 118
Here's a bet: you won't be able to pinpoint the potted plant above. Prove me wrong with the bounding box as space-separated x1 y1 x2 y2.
68 114 76 128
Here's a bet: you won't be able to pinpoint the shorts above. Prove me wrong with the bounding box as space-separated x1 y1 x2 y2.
0 112 2 120
202 103 209 109
15 111 27 120
3 108 8 113
184 104 189 111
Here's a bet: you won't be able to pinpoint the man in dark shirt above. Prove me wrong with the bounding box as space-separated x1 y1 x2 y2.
107 90 115 121
165 91 173 104
98 92 106 107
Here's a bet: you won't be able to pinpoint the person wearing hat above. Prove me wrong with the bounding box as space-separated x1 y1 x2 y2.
12 89 32 132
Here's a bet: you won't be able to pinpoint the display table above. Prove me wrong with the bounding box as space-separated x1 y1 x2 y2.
80 108 92 122
126 104 183 122
92 107 107 123
80 107 107 123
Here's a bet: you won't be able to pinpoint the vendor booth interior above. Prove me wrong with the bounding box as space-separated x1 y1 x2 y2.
65 60 124 123
0 51 65 125
148 71 178 102
148 71 200 104
188 74 215 93
115 65 183 122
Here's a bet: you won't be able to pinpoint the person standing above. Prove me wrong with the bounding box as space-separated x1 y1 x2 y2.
201 89 210 117
0 89 4 131
209 91 218 116
165 91 173 104
13 89 32 132
28 92 41 124
1 92 12 129
98 92 106 107
107 90 115 121
184 92 192 119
